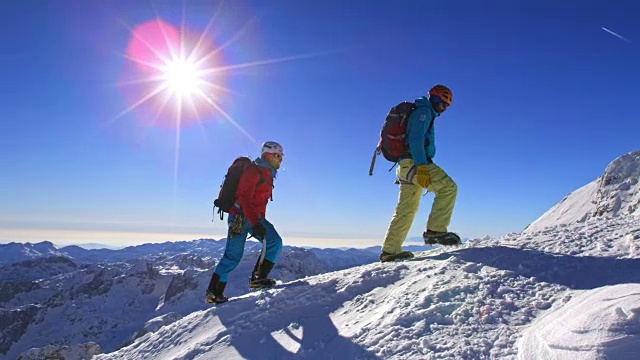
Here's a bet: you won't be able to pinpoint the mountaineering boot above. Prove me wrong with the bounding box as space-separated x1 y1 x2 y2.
205 273 229 304
249 259 277 289
379 250 414 263
423 230 462 246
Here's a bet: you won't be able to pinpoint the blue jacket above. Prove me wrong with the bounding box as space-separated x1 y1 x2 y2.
405 96 440 166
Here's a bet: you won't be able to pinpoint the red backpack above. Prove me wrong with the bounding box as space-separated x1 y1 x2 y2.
213 157 270 220
369 101 415 175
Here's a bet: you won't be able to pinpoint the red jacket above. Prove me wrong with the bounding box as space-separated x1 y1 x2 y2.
231 163 273 226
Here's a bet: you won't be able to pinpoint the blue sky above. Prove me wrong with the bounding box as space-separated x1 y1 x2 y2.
1 0 639 247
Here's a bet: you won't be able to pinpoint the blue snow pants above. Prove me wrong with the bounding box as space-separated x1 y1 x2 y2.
214 214 283 282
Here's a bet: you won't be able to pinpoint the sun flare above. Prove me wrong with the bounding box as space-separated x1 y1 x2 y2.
113 11 331 191
115 18 231 130
116 17 329 132
161 57 205 100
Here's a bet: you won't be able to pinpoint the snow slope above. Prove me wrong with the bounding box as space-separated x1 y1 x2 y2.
524 180 600 232
518 283 640 360
96 217 640 360
525 151 640 233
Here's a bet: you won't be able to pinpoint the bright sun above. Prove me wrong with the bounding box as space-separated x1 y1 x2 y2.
116 17 323 133
116 19 227 130
161 57 204 100
114 15 329 190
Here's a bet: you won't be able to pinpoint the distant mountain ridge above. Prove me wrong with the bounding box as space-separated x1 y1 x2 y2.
0 239 226 266
0 239 430 267
0 241 63 265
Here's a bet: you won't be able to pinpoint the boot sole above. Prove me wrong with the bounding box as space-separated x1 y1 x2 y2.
249 284 276 290
206 298 229 304
424 233 462 246
424 239 462 246
380 251 415 262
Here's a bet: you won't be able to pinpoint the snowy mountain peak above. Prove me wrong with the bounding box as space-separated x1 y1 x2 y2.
0 241 64 266
525 150 640 233
595 150 640 217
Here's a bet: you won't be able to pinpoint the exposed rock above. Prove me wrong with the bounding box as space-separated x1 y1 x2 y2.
17 342 100 360
594 151 640 218
1 256 78 281
0 280 40 303
164 271 199 302
77 268 113 298
126 260 158 279
0 304 41 355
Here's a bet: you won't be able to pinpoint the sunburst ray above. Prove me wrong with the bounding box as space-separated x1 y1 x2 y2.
111 3 338 193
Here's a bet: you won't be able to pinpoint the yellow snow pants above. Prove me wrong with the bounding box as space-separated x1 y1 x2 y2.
382 159 457 254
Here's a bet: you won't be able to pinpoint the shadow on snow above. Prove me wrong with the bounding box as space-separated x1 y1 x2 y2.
436 246 640 290
195 271 402 359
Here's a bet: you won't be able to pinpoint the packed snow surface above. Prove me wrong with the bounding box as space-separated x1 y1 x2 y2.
93 217 640 360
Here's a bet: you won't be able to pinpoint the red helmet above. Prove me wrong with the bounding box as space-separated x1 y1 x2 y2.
428 85 453 106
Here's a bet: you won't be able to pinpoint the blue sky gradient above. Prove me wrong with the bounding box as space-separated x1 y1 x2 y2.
1 0 639 247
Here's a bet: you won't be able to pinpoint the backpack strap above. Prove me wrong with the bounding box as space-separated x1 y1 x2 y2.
252 160 274 202
212 202 225 221
425 117 435 164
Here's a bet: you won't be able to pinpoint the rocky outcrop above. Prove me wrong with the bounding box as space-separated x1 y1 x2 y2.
0 280 40 303
17 342 100 360
1 256 77 281
594 151 640 217
0 305 41 355
164 271 199 302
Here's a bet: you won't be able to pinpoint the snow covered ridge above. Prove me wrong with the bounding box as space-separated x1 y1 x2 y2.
525 150 640 233
2 221 639 359
0 239 379 359
96 217 640 360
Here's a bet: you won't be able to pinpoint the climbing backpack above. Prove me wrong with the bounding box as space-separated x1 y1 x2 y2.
369 101 415 175
213 156 253 220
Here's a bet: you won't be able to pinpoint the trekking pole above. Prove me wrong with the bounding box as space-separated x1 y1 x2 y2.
369 147 379 176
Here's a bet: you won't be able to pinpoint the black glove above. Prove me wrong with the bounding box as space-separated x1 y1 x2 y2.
252 222 266 239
